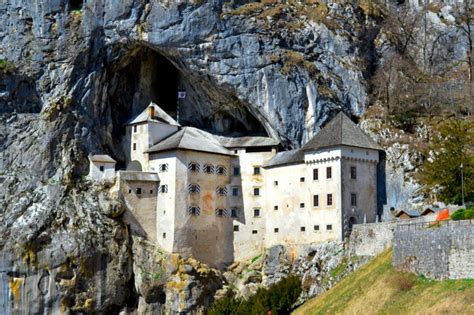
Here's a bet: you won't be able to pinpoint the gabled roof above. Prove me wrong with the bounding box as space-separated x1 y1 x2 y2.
125 102 180 126
146 127 233 156
395 209 420 218
263 149 304 168
88 154 116 163
302 112 382 151
215 135 280 148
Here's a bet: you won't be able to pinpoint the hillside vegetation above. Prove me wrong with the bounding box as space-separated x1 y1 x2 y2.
293 250 474 315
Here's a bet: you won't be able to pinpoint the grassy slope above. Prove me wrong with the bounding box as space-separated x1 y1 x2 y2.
294 250 474 315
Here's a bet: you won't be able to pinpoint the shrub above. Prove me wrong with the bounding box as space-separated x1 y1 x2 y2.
208 275 302 315
391 272 415 291
451 208 474 221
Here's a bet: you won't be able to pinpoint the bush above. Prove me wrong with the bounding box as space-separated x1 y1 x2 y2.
451 207 474 221
390 272 415 291
208 275 302 315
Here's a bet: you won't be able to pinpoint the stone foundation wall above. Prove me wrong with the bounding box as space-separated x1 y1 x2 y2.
393 220 474 280
348 222 397 256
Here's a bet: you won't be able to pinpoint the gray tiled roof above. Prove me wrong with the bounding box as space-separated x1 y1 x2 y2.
88 154 116 163
118 171 160 182
302 112 382 151
396 210 420 217
216 136 279 148
263 149 304 168
146 127 233 156
125 102 180 126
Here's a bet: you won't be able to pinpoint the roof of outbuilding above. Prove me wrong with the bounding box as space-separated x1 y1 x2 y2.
263 149 304 168
125 102 180 126
146 127 233 156
88 154 116 163
118 171 160 182
302 112 382 151
216 135 280 148
395 209 420 218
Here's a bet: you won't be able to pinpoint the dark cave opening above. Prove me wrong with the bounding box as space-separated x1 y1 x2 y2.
69 0 83 11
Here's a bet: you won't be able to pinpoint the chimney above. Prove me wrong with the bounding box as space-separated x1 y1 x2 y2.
147 105 155 118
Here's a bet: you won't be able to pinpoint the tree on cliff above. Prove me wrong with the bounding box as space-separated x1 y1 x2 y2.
419 118 474 204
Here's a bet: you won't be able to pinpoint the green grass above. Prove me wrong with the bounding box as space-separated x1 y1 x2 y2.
293 250 474 315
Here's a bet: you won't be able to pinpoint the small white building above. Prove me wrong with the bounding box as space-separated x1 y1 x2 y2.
88 154 116 181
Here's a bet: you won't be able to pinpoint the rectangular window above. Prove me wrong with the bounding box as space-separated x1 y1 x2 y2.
159 163 169 172
254 166 261 175
231 208 238 218
232 187 239 196
133 125 137 133
233 167 240 176
314 225 320 231
350 166 357 179
313 169 318 180
133 143 137 151
160 185 168 193
313 195 319 207
163 233 166 239
301 226 306 232
136 188 142 195
274 205 278 210
327 193 333 206
327 224 332 230
253 209 260 217
150 189 153 194
274 228 279 233
300 203 305 208
252 230 258 234
351 193 357 206
300 177 305 182
274 181 278 186
254 188 260 196
326 167 332 179
128 189 132 193
234 225 239 232
99 165 104 172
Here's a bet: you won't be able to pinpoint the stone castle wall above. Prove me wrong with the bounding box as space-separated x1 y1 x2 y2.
393 220 474 280
348 221 397 257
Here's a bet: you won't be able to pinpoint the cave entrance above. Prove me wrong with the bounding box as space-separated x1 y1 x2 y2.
108 46 269 152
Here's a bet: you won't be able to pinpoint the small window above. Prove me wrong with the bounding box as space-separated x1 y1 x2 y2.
327 193 333 206
274 181 278 186
233 167 240 176
128 189 132 193
234 150 238 154
215 208 226 217
231 208 238 218
252 230 258 234
99 165 104 172
216 165 227 175
366 151 369 155
188 206 201 216
313 195 319 207
203 164 214 174
234 225 239 232
133 143 137 151
136 188 142 195
253 167 261 175
254 209 260 217
313 169 318 180
159 163 169 172
300 177 305 182
253 188 260 196
314 225 320 231
163 233 166 239
327 224 332 230
133 125 137 133
159 185 168 193
301 226 306 232
300 203 305 208
350 166 357 179
188 184 200 194
274 228 279 233
274 205 278 211
326 167 332 179
188 162 200 173
216 186 227 196
232 187 239 196
351 193 357 206
150 190 153 194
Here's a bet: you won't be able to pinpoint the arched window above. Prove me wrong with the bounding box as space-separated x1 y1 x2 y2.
216 165 227 175
187 184 200 194
203 164 214 174
215 208 227 217
187 206 201 216
188 162 200 173
216 186 227 196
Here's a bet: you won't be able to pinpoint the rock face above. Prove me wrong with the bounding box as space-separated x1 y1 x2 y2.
0 0 392 313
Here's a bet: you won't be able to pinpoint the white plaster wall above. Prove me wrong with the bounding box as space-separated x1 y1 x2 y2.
127 123 150 171
231 148 276 261
88 162 115 181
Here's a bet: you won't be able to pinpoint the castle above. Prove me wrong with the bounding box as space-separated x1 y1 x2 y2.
89 103 383 268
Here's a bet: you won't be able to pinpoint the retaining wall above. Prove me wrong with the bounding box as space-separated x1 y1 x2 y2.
349 221 397 256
